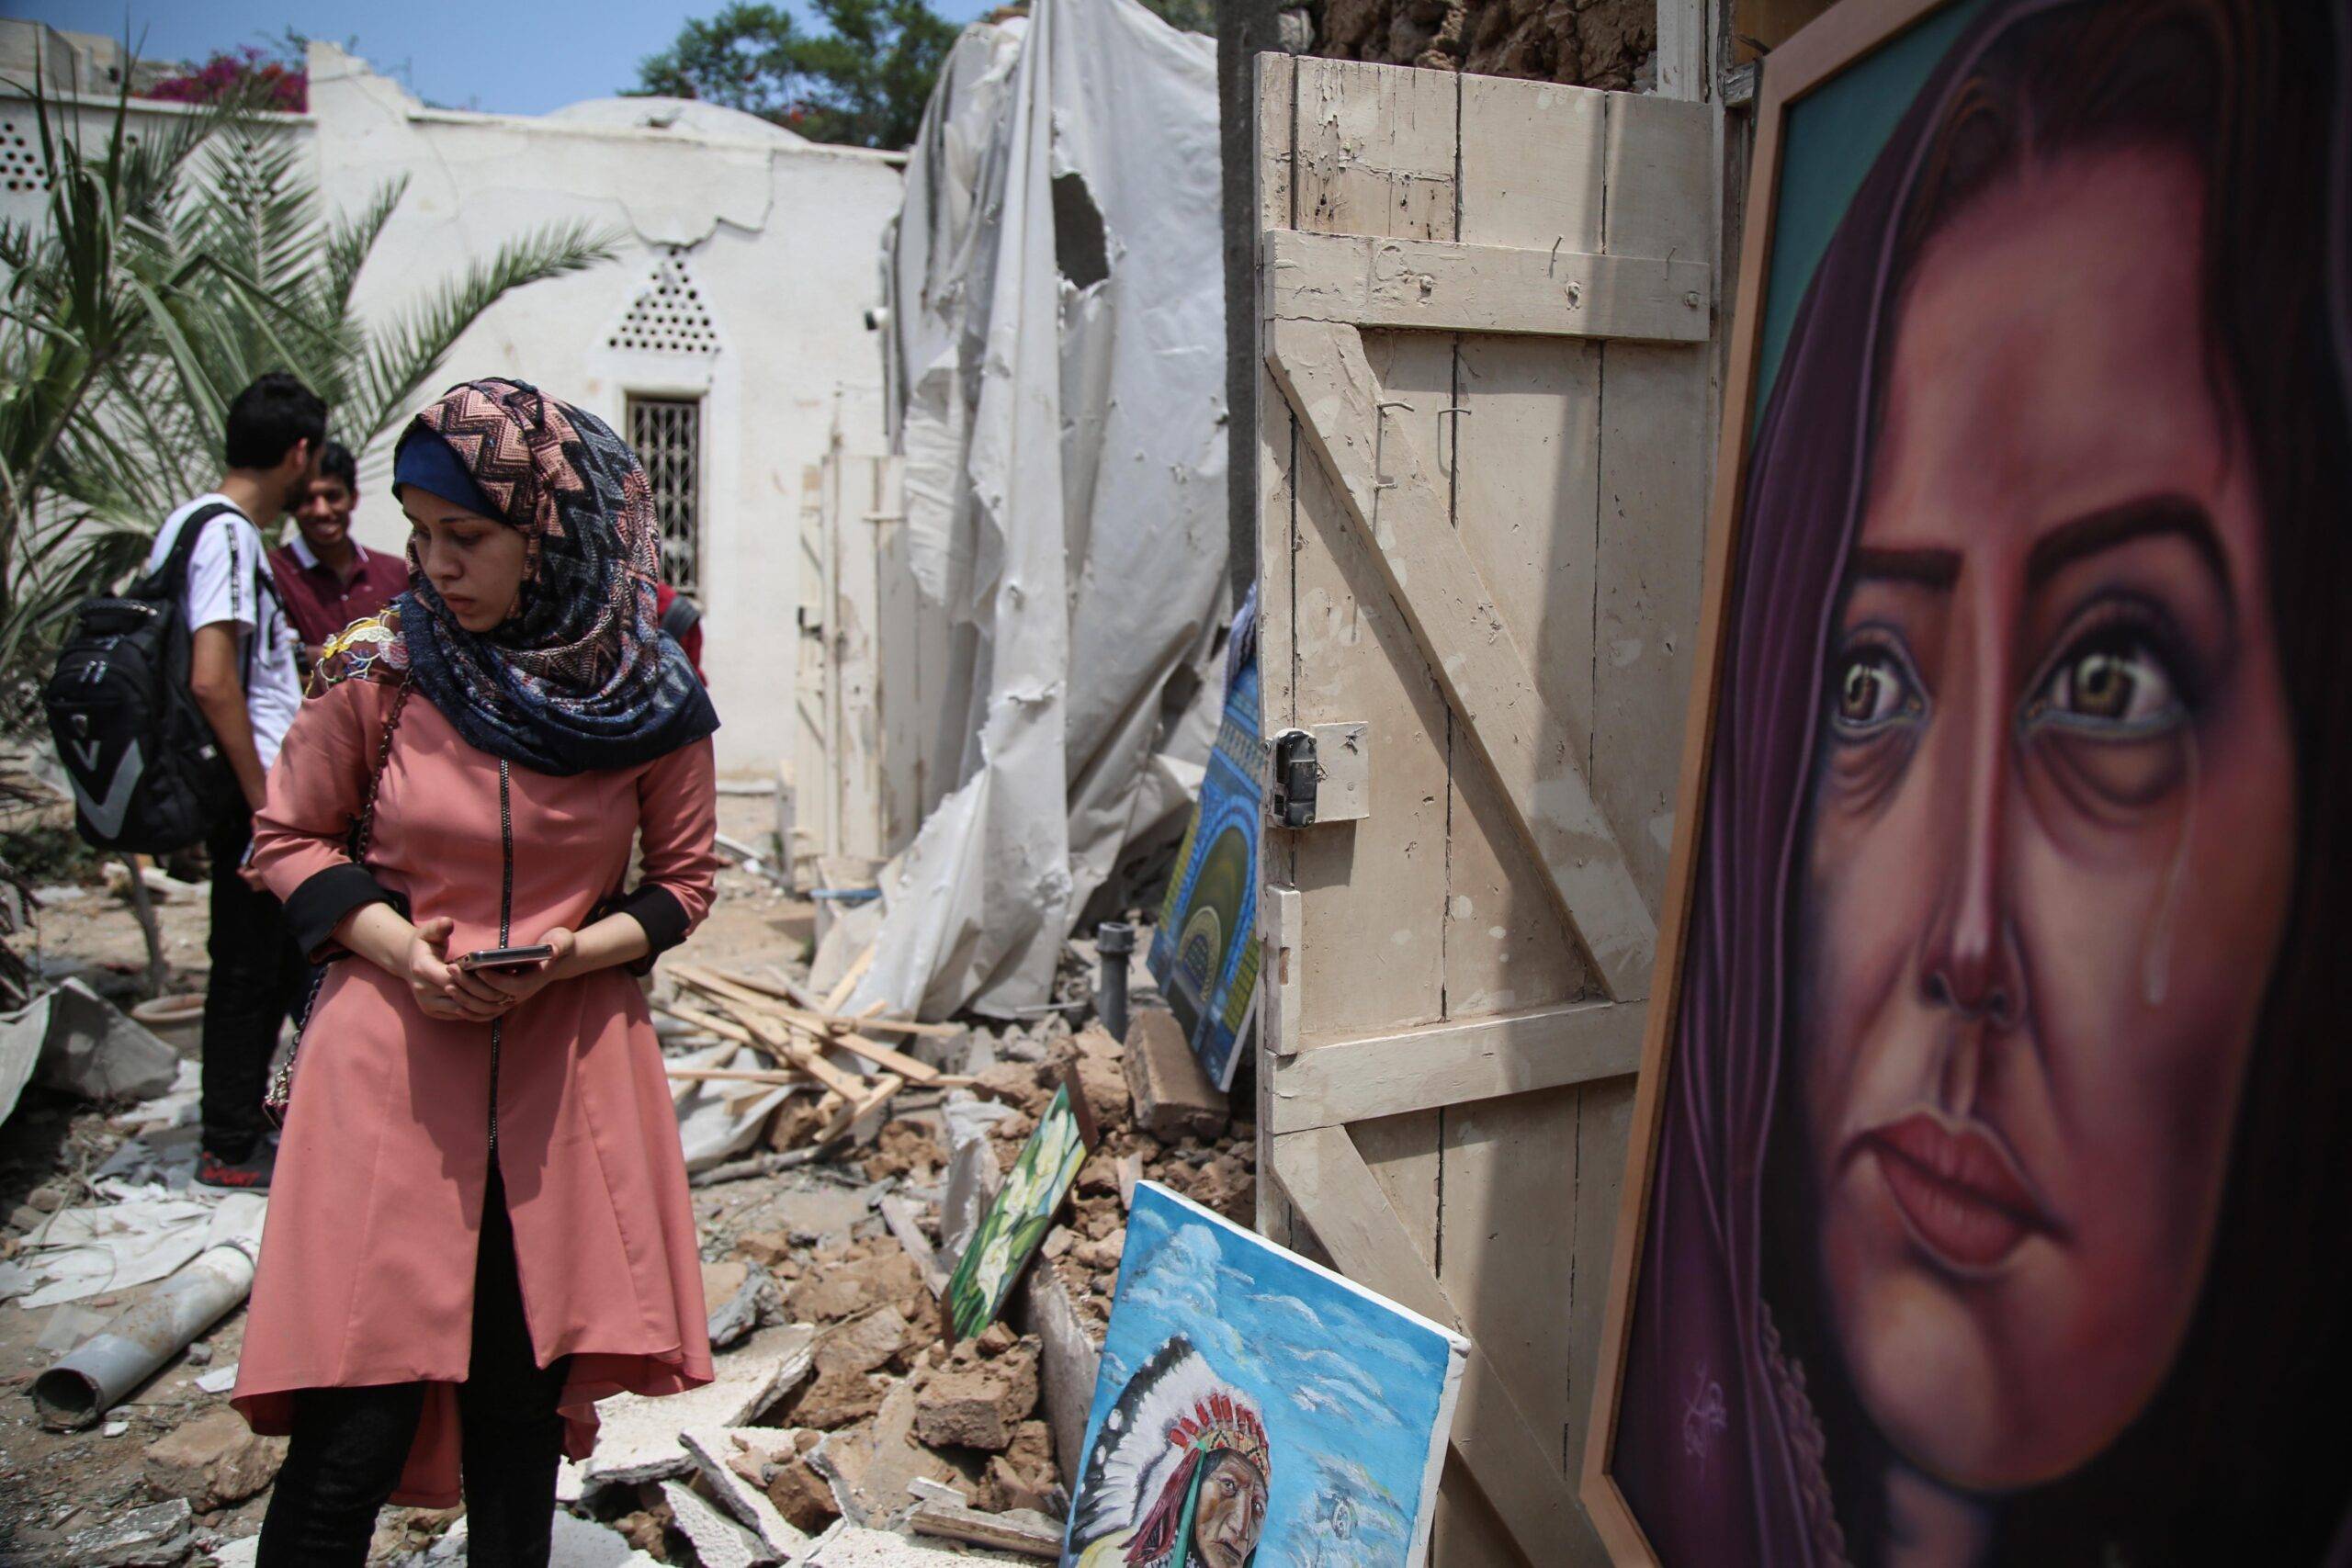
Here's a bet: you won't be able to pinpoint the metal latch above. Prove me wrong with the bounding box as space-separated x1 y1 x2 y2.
1270 728 1318 828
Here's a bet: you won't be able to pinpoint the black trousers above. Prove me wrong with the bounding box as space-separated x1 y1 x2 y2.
256 1168 571 1565
201 812 310 1158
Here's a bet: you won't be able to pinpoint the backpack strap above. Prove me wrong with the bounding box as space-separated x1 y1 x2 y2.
660 592 702 639
153 500 247 596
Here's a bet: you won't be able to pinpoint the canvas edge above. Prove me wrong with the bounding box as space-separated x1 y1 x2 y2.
1406 1334 1472 1568
1576 0 1975 1562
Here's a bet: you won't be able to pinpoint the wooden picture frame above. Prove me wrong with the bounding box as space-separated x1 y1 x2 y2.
1586 0 2352 1558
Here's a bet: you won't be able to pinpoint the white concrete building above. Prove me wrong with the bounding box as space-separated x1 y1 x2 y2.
1 26 906 774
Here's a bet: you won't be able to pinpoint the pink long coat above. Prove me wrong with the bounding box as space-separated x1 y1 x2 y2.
234 671 720 1506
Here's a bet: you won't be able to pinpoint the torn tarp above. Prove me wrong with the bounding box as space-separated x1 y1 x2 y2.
862 0 1228 1021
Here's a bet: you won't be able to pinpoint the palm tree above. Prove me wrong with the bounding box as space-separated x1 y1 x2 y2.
2 63 616 994
1 64 619 720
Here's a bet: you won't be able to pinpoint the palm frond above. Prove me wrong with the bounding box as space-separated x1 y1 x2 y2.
341 220 620 454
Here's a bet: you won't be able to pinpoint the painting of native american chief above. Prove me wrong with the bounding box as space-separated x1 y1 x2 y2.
1067 1183 1466 1566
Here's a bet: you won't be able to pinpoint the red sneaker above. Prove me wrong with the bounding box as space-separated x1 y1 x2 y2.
195 1145 276 1191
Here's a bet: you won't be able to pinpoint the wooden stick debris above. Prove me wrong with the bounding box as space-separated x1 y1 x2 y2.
727 964 959 1037
906 1495 1062 1559
673 965 945 1085
822 944 877 1013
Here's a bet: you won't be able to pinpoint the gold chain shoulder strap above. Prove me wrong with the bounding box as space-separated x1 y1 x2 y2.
265 678 413 1123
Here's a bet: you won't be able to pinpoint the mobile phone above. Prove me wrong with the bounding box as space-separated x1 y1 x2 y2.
455 944 556 974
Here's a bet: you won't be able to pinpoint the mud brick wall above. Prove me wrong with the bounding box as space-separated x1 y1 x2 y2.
1306 0 1657 91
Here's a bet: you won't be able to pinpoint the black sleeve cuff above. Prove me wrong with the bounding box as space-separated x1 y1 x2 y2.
285 863 395 962
612 886 690 975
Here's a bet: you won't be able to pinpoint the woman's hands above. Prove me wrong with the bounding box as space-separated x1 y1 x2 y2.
337 901 641 1022
469 927 577 1011
405 917 509 1021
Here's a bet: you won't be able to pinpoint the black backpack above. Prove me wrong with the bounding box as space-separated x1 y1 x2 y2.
42 502 246 854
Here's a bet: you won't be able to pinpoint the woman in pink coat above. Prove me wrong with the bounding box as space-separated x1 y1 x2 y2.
237 379 723 1564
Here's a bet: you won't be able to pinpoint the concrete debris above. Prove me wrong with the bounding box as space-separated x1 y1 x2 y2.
143 1406 285 1508
103 860 205 905
60 1497 195 1565
662 1477 782 1568
209 1536 260 1566
195 1359 239 1394
581 1323 815 1489
705 1258 782 1350
801 1521 1034 1565
400 1512 652 1567
819 1380 959 1526
1121 1006 1228 1142
912 1337 1039 1453
682 1427 817 1560
16 979 180 1104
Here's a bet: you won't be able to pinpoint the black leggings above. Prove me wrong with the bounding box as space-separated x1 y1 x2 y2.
256 1169 570 1566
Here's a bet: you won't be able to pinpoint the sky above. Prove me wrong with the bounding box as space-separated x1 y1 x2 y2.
8 0 1001 118
1069 1183 1465 1563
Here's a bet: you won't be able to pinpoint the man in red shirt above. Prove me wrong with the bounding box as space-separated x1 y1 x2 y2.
268 440 407 674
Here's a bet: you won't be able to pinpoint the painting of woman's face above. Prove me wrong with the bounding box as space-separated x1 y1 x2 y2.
1794 142 2297 1492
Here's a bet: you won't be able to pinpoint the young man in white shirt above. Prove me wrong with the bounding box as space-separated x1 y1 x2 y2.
148 373 319 1189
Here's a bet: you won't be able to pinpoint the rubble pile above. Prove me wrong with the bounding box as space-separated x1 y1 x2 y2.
0 897 1256 1565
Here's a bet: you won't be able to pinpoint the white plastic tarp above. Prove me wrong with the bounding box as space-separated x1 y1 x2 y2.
862 0 1227 1020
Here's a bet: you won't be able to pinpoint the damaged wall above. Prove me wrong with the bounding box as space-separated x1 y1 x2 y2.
863 0 1229 1021
305 45 909 773
1302 0 1657 95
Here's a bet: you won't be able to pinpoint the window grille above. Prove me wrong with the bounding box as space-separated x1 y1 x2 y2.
609 248 719 355
628 396 702 594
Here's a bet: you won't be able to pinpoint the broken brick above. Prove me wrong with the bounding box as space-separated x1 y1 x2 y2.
1123 1006 1228 1142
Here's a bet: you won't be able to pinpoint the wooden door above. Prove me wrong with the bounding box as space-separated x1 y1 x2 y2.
792 463 833 881
1252 56 1713 1565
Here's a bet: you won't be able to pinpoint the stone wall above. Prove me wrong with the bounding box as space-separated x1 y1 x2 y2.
1306 0 1657 91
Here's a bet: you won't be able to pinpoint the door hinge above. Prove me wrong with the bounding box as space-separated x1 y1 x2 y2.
1270 728 1317 828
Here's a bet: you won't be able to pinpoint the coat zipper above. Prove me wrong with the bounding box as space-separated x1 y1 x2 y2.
489 757 513 1166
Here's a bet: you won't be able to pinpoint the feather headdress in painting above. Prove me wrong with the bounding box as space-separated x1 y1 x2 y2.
1074 1337 1272 1567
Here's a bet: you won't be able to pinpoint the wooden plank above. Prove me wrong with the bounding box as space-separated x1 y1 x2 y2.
706 966 961 1037
1275 1124 1583 1554
1255 51 1295 233
824 944 877 1012
1442 1089 1600 1565
1267 315 1658 1000
794 465 832 868
1272 52 1459 1392
673 966 943 1083
908 1497 1059 1559
1564 1075 1634 1527
1263 231 1709 343
873 460 922 853
1593 95 1713 906
1269 1000 1645 1132
830 456 887 862
671 975 870 1100
1291 58 1458 241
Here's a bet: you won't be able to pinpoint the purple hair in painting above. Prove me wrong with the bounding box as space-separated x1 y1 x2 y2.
1613 0 2352 1561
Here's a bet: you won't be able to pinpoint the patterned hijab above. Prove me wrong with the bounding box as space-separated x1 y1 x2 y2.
384 378 718 776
